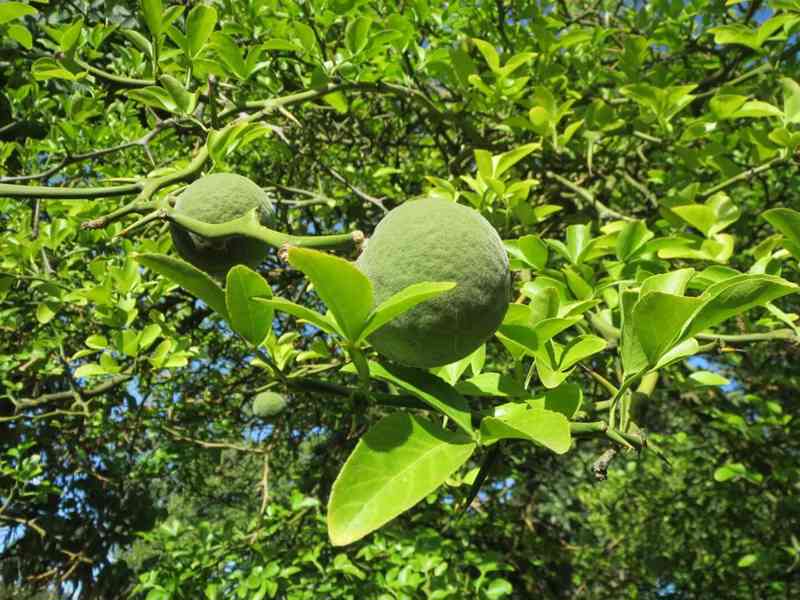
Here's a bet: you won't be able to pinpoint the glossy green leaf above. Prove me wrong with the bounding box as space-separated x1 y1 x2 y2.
472 38 500 72
159 75 197 114
620 289 647 376
0 2 37 25
671 193 740 237
684 274 798 338
641 269 695 296
632 292 703 367
364 361 473 435
566 224 591 265
225 266 273 346
186 4 217 58
615 220 653 261
135 253 229 320
480 406 571 453
781 77 800 124
541 383 582 418
60 18 83 53
141 0 163 38
7 23 32 49
345 16 372 55
494 143 540 178
504 235 548 270
713 462 748 482
690 371 730 386
254 297 339 336
455 372 528 397
358 281 455 342
763 208 800 260
287 247 372 342
211 32 247 78
327 412 475 545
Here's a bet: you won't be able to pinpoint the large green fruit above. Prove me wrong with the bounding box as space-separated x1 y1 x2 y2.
356 198 510 368
170 173 273 277
251 391 287 418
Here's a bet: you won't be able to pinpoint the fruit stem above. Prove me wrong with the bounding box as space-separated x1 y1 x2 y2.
167 208 363 251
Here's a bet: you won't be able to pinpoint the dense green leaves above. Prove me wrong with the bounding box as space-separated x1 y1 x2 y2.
287 247 372 341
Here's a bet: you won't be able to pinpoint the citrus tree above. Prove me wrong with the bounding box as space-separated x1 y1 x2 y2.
2 0 800 598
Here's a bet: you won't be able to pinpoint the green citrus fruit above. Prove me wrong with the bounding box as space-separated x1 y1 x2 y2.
356 198 510 368
170 173 273 277
252 391 287 418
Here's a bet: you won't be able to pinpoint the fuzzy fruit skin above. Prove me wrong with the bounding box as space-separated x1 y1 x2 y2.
170 173 273 277
356 198 510 368
252 392 287 418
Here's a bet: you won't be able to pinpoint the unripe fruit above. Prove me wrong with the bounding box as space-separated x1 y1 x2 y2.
356 198 510 368
170 173 273 277
251 391 287 418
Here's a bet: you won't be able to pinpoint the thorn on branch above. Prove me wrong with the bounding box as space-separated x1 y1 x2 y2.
592 448 617 481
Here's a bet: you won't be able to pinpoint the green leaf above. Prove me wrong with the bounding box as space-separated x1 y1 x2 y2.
225 266 273 347
158 75 197 114
455 372 528 397
494 143 540 178
254 297 340 336
690 371 730 386
504 235 548 270
710 94 748 120
36 303 55 324
345 16 372 55
615 220 653 261
358 281 455 342
713 462 748 482
135 253 229 320
7 23 32 49
0 2 37 25
85 335 108 350
641 269 695 296
620 289 647 376
74 363 108 378
472 38 500 72
323 91 348 113
566 224 591 264
211 32 247 79
127 86 178 112
327 412 475 546
186 4 217 58
737 554 758 568
364 361 473 435
732 100 784 119
287 247 372 342
632 292 703 367
781 77 800 124
540 383 582 419
684 274 798 338
480 406 571 453
559 335 607 370
60 18 83 53
141 0 163 38
32 58 80 81
671 193 740 237
763 208 800 259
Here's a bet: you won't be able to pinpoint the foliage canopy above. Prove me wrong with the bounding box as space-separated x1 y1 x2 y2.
1 0 800 599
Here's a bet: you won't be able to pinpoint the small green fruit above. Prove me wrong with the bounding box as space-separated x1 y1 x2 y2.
170 173 273 277
356 198 510 368
251 391 287 418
